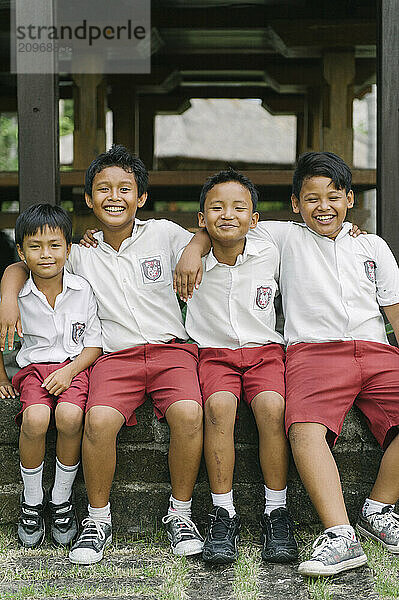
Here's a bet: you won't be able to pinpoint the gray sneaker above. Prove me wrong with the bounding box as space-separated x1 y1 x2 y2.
68 518 112 565
48 492 78 546
162 512 204 556
298 532 367 577
357 506 399 553
18 493 46 549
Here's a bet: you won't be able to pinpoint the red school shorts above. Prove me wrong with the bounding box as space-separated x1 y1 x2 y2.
285 340 399 449
12 360 89 425
87 342 202 426
198 344 285 405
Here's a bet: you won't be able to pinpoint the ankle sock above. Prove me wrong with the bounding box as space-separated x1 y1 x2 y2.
20 462 44 506
88 502 111 524
324 524 356 541
211 490 236 518
362 498 394 518
168 495 192 519
264 485 287 515
51 457 79 505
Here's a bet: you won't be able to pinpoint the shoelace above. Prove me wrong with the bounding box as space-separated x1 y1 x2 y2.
78 518 106 543
162 513 201 540
369 506 399 534
269 513 292 539
310 532 348 559
209 512 234 540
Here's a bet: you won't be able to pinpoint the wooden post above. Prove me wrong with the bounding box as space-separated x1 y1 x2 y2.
16 0 59 210
109 80 136 153
322 50 355 165
306 87 322 152
138 98 155 170
377 0 399 259
72 73 106 169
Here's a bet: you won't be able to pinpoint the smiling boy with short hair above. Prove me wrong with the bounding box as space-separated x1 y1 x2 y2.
175 152 399 577
0 203 102 549
185 168 297 564
0 145 204 564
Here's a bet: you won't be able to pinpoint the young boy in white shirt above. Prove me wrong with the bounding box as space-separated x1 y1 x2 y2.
176 152 399 577
0 204 102 549
185 169 297 564
0 145 204 564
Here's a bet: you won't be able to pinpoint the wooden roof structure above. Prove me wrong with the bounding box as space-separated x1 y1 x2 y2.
0 0 398 255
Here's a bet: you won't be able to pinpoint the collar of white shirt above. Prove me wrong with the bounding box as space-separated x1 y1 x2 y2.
19 269 84 298
292 220 352 241
205 237 261 271
93 218 145 253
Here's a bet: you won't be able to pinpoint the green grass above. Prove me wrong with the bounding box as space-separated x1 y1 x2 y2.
363 539 399 599
307 576 333 600
233 544 260 600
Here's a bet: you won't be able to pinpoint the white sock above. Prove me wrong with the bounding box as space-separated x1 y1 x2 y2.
264 485 287 515
168 495 192 519
51 457 79 505
324 524 356 541
362 498 394 518
88 503 112 524
20 462 44 506
211 490 236 518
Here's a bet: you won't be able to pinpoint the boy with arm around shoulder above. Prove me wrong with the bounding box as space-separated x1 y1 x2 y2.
0 145 204 564
176 151 399 577
0 204 102 549
185 169 297 564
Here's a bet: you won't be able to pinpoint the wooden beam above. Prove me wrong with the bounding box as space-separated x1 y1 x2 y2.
377 0 399 259
0 207 371 236
0 169 377 190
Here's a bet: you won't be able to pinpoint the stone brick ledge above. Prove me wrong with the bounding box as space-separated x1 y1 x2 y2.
0 389 385 530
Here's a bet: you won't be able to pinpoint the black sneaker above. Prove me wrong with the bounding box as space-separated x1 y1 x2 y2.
260 507 298 563
18 492 46 549
68 518 112 565
202 506 240 564
48 492 78 546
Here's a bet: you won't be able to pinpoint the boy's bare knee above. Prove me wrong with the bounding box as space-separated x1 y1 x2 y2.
84 406 123 443
205 393 235 427
21 406 50 439
55 405 83 437
288 422 326 447
167 400 203 435
252 392 285 423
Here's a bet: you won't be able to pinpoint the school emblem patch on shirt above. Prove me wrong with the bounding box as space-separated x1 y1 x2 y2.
72 322 86 344
140 257 162 282
364 260 376 282
255 286 272 309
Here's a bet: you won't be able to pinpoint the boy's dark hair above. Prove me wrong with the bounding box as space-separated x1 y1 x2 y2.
199 167 258 212
15 204 72 247
85 144 148 198
292 152 352 199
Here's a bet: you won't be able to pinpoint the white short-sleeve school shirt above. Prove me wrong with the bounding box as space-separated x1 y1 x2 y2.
66 218 193 353
16 270 102 368
186 238 284 349
248 221 399 346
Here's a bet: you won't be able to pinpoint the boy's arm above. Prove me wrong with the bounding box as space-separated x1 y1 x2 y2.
173 229 211 301
0 262 29 351
41 347 102 396
382 304 399 344
0 352 18 399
